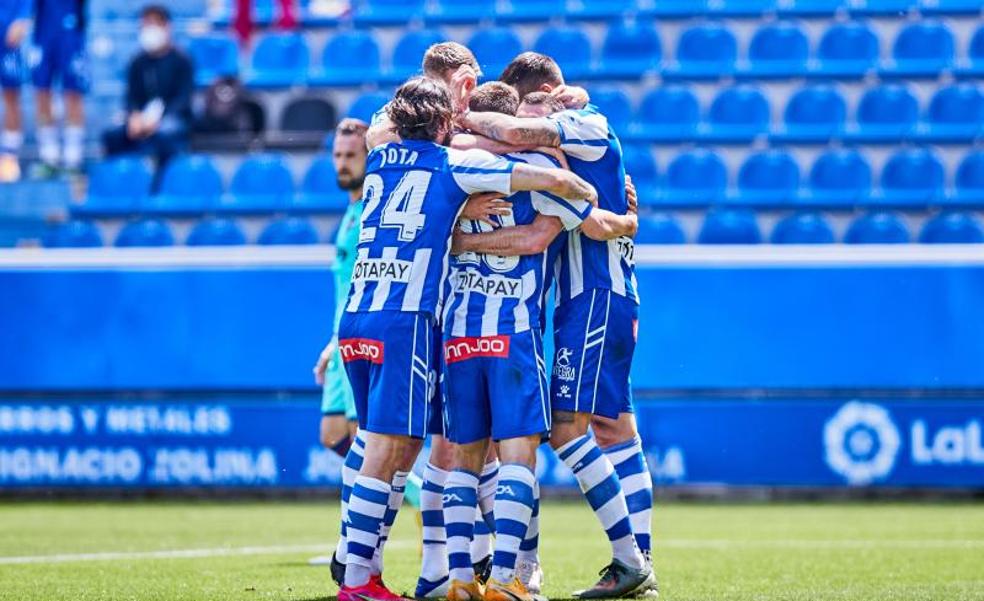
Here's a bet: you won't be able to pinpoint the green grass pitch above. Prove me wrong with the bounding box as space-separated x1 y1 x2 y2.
0 500 982 601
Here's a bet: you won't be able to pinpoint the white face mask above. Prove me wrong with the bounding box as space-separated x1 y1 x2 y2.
139 25 169 53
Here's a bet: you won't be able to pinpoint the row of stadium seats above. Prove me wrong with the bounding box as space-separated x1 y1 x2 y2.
202 0 984 27
76 149 984 217
44 210 984 248
189 21 984 88
596 83 982 144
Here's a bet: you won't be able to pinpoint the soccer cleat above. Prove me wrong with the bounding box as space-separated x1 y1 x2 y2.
473 555 493 585
515 559 544 595
414 575 450 600
484 577 534 601
338 577 405 601
572 559 654 599
633 551 660 598
329 552 346 587
447 578 485 601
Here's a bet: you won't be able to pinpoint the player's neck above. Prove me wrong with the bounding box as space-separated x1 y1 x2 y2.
347 189 361 203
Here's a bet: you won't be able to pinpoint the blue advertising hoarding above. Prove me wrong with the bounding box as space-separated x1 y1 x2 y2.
2 399 981 489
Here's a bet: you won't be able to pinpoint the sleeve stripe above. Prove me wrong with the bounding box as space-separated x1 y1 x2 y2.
450 164 515 175
559 137 610 147
539 190 591 221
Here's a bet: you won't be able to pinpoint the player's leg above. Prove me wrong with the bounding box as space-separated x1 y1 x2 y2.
60 36 87 172
593 413 653 561
550 290 650 598
0 49 24 182
415 437 452 598
471 445 499 580
483 329 550 601
515 481 542 593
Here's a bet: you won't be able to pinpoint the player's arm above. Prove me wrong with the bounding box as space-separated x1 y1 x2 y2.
453 214 564 256
580 209 638 241
509 162 597 204
458 111 561 148
450 147 595 204
450 132 536 155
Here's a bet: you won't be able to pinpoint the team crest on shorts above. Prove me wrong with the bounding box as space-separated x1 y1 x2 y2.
553 348 576 382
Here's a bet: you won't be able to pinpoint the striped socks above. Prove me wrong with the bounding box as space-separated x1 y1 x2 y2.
490 464 537 583
444 469 480 583
472 459 499 563
557 435 644 569
335 431 366 564
518 481 540 563
371 471 408 575
419 463 450 582
344 475 392 587
604 437 654 556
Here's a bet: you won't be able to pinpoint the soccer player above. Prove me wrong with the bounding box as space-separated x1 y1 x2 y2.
32 0 88 174
335 76 598 601
456 52 656 598
0 0 29 182
443 82 639 601
309 119 368 570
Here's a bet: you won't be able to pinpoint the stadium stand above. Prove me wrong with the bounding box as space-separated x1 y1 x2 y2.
1 0 981 247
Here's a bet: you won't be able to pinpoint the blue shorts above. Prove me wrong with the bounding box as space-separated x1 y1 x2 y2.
321 341 358 420
551 289 637 420
443 329 551 445
31 33 88 92
339 310 440 439
0 47 23 89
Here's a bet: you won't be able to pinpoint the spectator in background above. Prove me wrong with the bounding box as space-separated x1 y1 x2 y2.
0 0 30 182
33 0 88 175
102 5 193 182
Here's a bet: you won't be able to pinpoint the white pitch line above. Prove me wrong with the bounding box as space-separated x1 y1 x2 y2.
0 540 413 566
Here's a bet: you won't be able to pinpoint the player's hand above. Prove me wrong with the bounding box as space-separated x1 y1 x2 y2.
5 20 29 48
461 192 510 226
450 64 478 115
550 85 590 110
625 174 638 215
313 340 336 386
450 229 467 255
127 113 146 139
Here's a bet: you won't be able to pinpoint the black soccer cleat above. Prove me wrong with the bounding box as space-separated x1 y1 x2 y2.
330 551 346 587
473 555 493 585
572 559 654 599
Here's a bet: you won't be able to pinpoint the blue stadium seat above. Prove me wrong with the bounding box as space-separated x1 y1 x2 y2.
258 217 320 245
390 30 446 81
779 85 847 142
663 149 728 207
770 212 835 244
571 0 637 20
886 21 955 77
745 22 809 78
779 0 845 16
844 212 910 244
951 151 984 206
919 212 984 243
42 220 103 248
879 148 945 207
807 149 872 206
622 145 658 207
314 31 381 86
964 26 984 78
82 157 152 216
852 84 919 142
468 28 523 79
533 27 593 80
186 218 247 246
670 24 738 79
814 22 880 78
248 33 310 88
354 0 427 25
599 22 662 79
636 213 687 244
294 155 350 213
501 0 567 22
705 86 771 142
427 0 498 24
922 84 983 142
347 92 390 124
224 154 294 213
634 86 700 142
188 34 239 86
587 87 632 132
698 209 762 244
920 0 984 15
737 150 800 205
147 155 224 215
114 219 176 247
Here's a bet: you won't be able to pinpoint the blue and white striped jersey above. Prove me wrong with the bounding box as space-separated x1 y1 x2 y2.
345 140 515 317
444 152 592 338
549 107 640 306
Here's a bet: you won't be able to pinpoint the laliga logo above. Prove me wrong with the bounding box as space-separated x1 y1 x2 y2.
824 401 901 485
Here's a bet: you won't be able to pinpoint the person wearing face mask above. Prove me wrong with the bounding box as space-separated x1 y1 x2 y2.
101 4 194 185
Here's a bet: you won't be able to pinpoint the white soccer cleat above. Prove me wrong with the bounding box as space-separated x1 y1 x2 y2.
515 558 544 595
